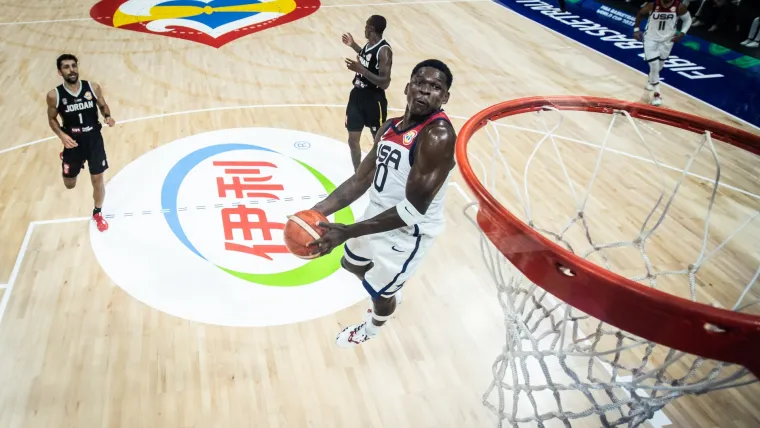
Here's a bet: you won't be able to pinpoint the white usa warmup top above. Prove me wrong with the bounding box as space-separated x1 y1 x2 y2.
364 109 453 237
645 0 682 42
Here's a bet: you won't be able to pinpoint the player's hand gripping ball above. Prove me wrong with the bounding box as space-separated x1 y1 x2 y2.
284 210 329 259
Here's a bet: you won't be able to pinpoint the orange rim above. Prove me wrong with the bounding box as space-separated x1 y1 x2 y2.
455 96 760 377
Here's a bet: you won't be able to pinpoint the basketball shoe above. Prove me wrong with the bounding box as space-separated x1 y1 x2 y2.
651 92 662 106
93 212 109 232
335 291 403 348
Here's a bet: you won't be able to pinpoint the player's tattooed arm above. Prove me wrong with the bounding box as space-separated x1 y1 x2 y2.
91 82 115 127
47 90 77 149
345 47 392 90
633 2 653 40
311 120 456 254
311 119 394 217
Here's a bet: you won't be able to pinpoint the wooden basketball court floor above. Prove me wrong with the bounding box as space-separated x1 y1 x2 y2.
1 0 759 427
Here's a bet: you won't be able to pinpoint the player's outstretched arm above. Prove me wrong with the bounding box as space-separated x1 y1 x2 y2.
91 82 115 126
311 119 393 217
310 120 456 255
633 2 653 40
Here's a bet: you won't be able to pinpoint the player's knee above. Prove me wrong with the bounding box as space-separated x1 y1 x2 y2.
347 131 362 147
90 173 104 187
62 177 77 189
372 294 397 316
341 256 370 279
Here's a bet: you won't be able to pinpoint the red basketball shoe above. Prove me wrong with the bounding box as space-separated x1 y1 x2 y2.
93 212 109 232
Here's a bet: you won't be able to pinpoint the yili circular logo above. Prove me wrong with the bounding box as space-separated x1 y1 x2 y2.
91 128 369 327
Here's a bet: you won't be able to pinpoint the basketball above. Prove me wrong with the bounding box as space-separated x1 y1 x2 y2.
284 210 329 259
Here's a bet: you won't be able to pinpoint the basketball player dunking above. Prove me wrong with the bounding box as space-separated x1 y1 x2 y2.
634 0 692 106
343 15 393 171
46 54 115 232
309 59 455 347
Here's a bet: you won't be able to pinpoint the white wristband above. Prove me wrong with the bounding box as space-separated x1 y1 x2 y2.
396 198 425 226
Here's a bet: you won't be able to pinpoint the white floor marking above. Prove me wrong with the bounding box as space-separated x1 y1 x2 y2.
2 103 756 201
0 17 92 26
0 216 91 326
0 0 489 26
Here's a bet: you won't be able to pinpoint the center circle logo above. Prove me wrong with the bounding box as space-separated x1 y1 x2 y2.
91 127 369 327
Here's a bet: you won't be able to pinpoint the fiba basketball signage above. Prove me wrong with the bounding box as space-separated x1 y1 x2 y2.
91 128 369 327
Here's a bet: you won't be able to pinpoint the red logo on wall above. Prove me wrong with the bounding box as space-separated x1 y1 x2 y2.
90 0 320 48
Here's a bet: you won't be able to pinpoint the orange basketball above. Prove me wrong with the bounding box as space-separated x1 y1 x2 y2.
284 210 329 259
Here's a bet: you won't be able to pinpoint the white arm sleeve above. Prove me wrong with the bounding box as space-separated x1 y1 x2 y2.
680 11 693 34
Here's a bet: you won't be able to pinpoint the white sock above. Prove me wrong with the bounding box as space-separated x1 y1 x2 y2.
648 59 661 87
365 313 389 336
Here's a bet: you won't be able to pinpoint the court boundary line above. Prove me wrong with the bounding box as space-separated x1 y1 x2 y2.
486 0 760 134
2 103 757 201
0 0 490 26
0 216 91 328
0 184 471 326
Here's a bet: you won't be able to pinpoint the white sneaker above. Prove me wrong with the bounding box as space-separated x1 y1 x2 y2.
646 82 655 91
336 322 376 348
741 39 751 46
748 41 759 48
651 92 663 106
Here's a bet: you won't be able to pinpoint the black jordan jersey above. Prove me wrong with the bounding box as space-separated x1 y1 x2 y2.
55 80 101 136
352 39 391 91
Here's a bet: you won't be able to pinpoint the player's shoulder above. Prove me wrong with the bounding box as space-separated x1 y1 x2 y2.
419 116 456 145
46 88 58 103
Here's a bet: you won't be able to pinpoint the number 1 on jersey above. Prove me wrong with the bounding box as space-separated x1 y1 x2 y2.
78 113 83 124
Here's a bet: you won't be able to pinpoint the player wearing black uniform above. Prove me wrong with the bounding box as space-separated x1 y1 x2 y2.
46 54 116 232
342 15 393 171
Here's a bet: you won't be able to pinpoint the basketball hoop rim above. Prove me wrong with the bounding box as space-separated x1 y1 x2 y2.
455 96 760 377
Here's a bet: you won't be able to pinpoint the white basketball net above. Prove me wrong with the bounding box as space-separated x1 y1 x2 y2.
462 104 760 428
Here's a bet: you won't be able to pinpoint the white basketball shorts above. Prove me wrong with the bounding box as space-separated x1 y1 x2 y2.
343 224 434 299
643 38 674 62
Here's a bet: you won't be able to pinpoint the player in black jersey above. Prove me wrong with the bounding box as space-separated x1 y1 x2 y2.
46 54 116 232
342 15 393 171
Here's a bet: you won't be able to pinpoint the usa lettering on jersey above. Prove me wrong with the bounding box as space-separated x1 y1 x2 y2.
645 0 680 40
374 143 402 192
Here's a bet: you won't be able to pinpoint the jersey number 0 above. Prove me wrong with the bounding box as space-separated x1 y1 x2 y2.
374 144 402 192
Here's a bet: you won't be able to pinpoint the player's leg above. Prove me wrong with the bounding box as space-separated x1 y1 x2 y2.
643 39 662 92
60 146 84 189
342 237 373 280
336 228 433 348
345 89 365 171
651 41 674 106
87 132 110 232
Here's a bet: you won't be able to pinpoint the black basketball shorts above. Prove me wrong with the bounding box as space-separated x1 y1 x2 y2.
61 131 109 178
345 87 388 135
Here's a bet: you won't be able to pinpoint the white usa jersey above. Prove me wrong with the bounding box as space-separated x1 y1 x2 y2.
366 110 453 237
645 0 682 42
